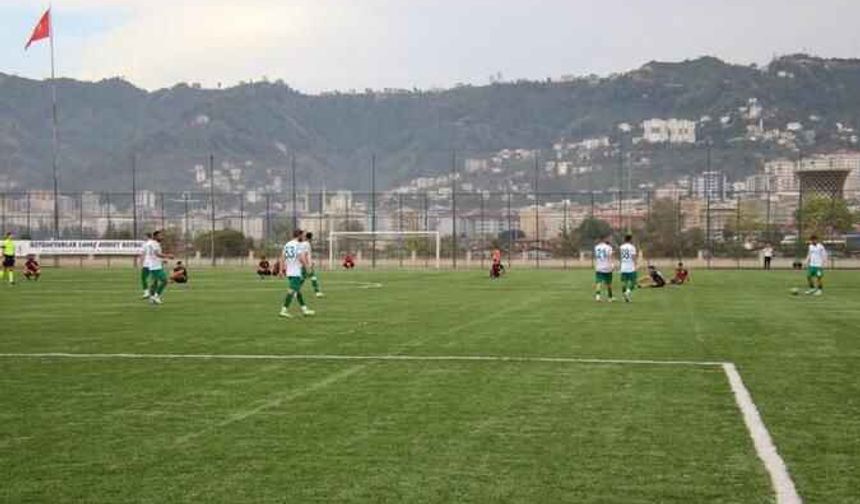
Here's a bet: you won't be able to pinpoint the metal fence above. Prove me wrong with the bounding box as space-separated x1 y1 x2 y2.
2 188 858 269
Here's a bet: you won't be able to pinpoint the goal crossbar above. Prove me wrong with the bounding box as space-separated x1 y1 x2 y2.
328 231 441 270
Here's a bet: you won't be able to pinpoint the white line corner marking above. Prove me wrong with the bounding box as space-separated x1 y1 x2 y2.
723 363 802 504
0 352 801 502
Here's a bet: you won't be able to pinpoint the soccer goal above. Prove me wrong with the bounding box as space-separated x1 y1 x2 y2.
328 231 441 270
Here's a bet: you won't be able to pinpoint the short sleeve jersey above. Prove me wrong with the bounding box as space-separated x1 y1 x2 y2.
808 243 827 268
144 241 163 270
283 240 303 277
619 243 637 273
594 243 614 273
2 237 14 256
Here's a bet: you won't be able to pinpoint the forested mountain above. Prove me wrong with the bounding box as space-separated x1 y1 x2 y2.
2 54 860 191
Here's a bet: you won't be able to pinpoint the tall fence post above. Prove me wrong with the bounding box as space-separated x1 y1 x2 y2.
480 192 485 271
736 194 742 269
183 192 190 262
563 196 569 270
398 192 404 268
451 150 457 270
265 193 272 247
1 193 6 235
26 192 31 238
506 190 512 269
79 192 84 239
208 154 216 267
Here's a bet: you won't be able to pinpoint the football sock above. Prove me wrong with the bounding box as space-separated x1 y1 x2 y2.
297 292 306 307
140 269 149 290
284 292 295 308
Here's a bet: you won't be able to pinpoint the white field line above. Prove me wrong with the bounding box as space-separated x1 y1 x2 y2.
174 363 367 445
0 351 801 502
723 363 802 504
0 352 726 367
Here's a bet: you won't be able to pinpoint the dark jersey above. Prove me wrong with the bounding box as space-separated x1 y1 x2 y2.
650 270 666 287
25 259 39 272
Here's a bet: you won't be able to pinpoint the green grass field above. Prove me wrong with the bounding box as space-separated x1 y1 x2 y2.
1 268 859 503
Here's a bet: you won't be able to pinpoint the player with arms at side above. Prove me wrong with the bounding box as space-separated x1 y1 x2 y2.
619 234 638 303
2 231 15 285
804 235 827 296
279 230 315 318
144 230 174 305
301 232 324 298
139 233 153 298
594 235 615 302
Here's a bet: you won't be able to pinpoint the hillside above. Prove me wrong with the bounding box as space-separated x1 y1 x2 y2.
2 54 860 192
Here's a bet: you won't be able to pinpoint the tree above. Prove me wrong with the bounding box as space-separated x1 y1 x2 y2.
576 217 612 246
641 199 680 257
193 229 253 257
797 196 855 239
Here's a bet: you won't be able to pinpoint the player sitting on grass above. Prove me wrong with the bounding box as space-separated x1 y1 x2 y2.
170 261 188 284
638 265 667 288
23 255 40 281
257 256 272 279
490 248 505 279
301 232 324 298
342 253 355 270
619 234 637 303
594 235 615 302
670 262 690 285
804 235 827 296
279 229 315 319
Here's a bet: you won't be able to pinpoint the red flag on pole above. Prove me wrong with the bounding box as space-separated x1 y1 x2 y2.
25 9 51 50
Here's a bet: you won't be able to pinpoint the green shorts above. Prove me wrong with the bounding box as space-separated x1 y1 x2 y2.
807 266 824 278
621 272 637 285
287 276 303 291
595 271 613 284
149 269 167 282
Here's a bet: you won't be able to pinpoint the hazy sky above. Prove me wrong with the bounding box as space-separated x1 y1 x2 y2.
2 0 859 93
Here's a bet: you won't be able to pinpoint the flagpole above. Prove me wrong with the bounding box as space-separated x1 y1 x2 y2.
49 6 59 239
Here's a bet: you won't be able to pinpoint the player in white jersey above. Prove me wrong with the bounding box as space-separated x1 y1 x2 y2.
619 234 638 303
301 232 324 298
139 233 153 299
593 235 615 302
145 230 173 305
804 235 827 295
279 229 315 318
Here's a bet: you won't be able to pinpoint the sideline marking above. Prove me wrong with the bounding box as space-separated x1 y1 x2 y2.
723 363 802 504
0 352 801 503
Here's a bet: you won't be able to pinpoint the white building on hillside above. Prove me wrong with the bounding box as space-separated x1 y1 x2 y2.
642 118 697 144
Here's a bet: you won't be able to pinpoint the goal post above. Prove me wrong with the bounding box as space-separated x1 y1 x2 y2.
328 231 441 270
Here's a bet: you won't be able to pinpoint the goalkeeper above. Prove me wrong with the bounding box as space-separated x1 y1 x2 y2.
301 232 324 298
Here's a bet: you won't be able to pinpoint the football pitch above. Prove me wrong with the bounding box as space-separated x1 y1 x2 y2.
1 268 859 503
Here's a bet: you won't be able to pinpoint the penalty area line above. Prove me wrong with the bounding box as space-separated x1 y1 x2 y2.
0 352 801 502
0 352 726 367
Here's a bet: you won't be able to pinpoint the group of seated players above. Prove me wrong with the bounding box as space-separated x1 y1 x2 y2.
257 250 355 279
638 262 690 288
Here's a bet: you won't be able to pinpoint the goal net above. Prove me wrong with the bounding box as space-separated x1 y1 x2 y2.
328 231 441 270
